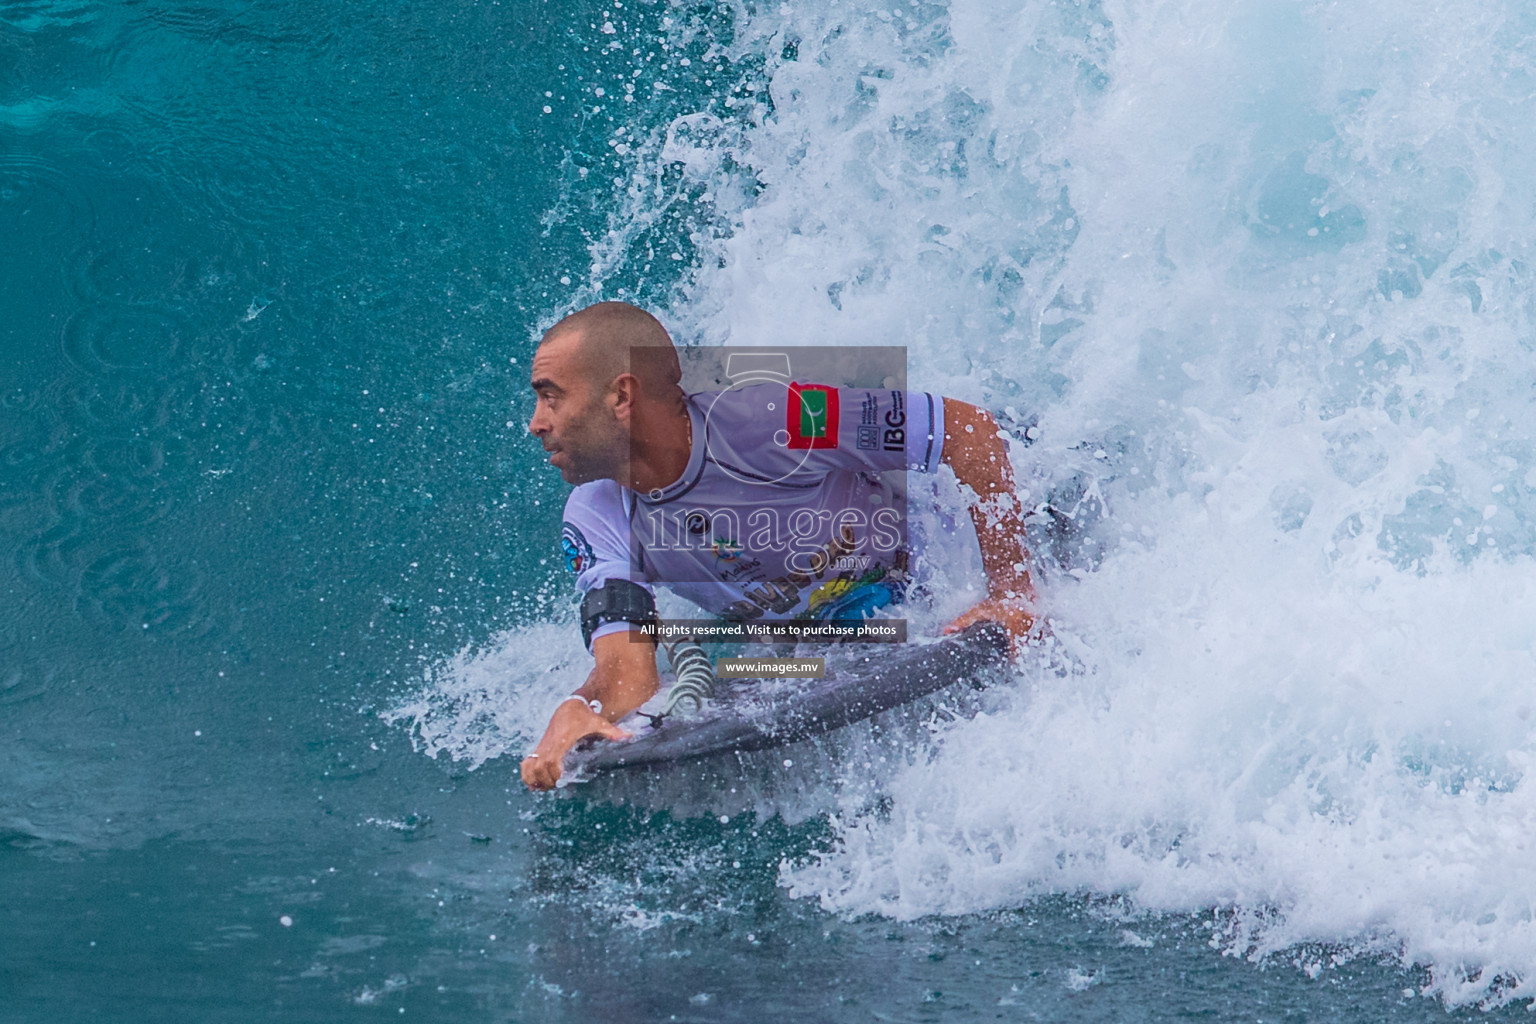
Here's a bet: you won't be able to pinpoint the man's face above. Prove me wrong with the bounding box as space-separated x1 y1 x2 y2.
529 334 627 485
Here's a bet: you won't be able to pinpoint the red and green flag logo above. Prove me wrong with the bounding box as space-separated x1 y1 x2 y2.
787 383 839 449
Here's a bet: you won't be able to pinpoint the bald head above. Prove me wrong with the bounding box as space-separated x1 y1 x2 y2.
540 301 682 400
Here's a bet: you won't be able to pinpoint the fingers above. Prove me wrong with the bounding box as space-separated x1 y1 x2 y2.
595 722 632 742
943 606 984 634
521 718 635 792
520 755 559 790
944 597 1037 652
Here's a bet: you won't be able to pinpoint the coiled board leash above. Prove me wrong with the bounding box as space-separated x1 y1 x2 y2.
636 639 717 728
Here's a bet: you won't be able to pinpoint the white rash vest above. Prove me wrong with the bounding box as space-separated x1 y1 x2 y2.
559 384 946 647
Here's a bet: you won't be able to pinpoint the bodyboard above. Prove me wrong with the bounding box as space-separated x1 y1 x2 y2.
572 621 1010 773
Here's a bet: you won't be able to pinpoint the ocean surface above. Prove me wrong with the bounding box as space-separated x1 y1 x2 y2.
5 0 1536 1019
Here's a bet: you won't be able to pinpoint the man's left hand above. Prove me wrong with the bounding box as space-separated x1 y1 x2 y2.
943 594 1035 652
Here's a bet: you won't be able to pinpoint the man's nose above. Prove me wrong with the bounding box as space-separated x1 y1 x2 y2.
528 405 548 436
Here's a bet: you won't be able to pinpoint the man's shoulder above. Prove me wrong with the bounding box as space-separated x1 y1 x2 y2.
563 479 629 521
686 382 798 449
562 480 639 572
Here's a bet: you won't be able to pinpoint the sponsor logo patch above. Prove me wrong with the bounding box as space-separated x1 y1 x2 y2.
882 389 906 452
561 522 595 574
787 382 839 449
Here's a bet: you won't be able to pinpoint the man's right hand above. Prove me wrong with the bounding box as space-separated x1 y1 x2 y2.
520 698 632 790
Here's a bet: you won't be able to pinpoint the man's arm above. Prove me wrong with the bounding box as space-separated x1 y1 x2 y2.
520 629 659 790
939 398 1036 645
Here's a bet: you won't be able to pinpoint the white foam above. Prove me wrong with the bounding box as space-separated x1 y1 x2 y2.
382 623 588 770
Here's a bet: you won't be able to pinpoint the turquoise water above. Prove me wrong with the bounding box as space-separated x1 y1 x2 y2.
6 0 1536 1019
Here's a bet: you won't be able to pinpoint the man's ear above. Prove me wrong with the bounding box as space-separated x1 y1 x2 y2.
608 373 642 426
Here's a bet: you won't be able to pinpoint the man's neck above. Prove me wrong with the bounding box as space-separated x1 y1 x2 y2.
623 401 692 494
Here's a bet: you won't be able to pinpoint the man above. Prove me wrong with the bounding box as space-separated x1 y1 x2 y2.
521 302 1035 790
